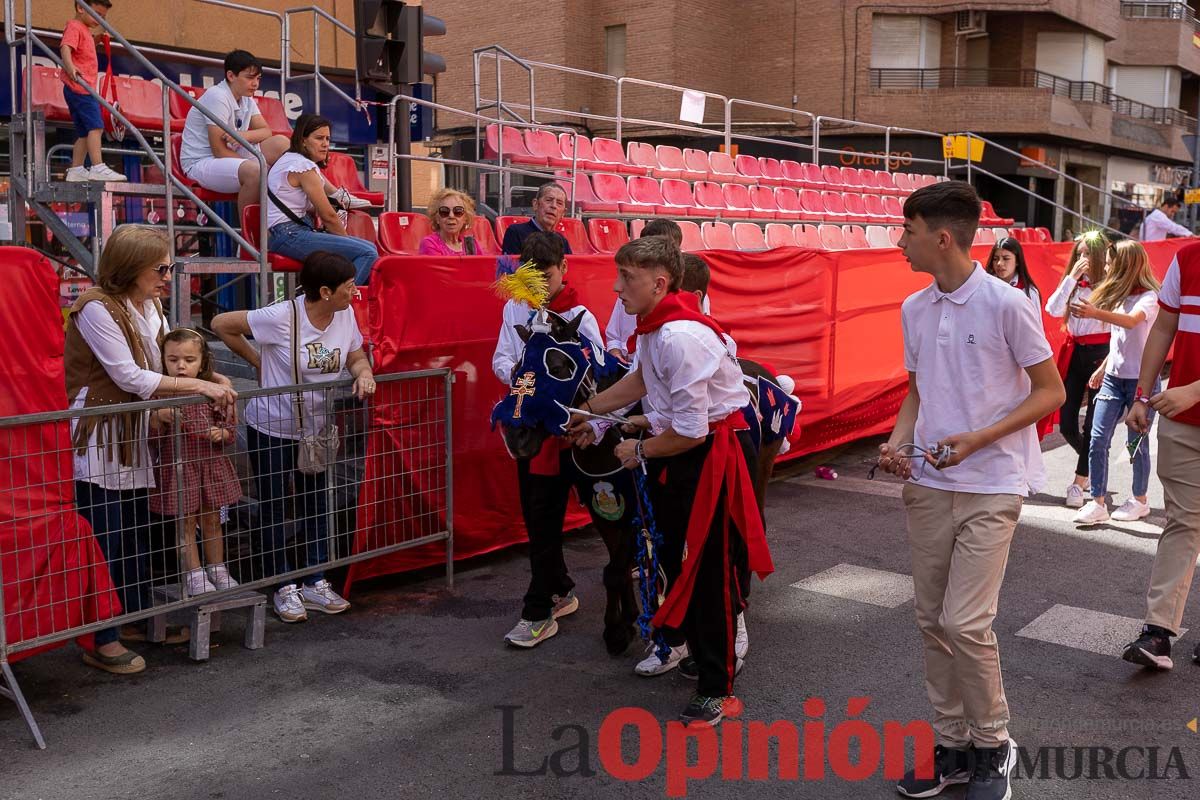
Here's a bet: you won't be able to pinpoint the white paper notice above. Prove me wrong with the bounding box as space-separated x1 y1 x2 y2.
679 90 706 124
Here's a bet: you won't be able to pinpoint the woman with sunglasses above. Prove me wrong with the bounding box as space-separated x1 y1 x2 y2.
265 113 379 284
419 188 479 255
64 224 237 675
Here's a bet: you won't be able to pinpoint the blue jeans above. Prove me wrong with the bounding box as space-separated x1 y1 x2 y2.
1089 374 1160 499
246 426 328 589
74 482 151 646
268 221 378 285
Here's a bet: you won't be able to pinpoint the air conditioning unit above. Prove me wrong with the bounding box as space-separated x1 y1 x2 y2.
955 10 988 37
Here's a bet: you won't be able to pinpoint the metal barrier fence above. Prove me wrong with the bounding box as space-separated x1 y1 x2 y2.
0 369 453 748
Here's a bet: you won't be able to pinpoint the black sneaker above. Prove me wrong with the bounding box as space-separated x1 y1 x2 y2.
966 739 1016 800
1193 640 1200 665
1122 626 1173 670
678 694 742 726
896 744 971 797
677 655 743 680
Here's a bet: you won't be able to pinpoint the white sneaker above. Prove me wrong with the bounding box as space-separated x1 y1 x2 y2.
183 567 217 597
1073 499 1110 526
1111 498 1151 522
504 616 558 648
735 613 749 660
88 164 127 182
273 584 307 623
634 642 688 676
332 186 372 209
65 165 90 182
205 563 239 591
1065 483 1088 509
300 579 350 614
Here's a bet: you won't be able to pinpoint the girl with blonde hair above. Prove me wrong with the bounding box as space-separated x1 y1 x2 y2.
1070 238 1162 524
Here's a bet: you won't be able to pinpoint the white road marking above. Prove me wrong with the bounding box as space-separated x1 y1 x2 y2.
791 563 915 609
1015 604 1186 658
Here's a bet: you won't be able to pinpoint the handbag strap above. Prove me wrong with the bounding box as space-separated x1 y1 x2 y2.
290 298 308 435
268 186 314 230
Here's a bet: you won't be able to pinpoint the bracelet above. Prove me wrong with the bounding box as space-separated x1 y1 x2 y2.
635 439 646 464
1135 386 1151 404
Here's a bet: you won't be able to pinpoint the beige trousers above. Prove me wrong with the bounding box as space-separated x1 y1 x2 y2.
1146 416 1200 635
903 482 1021 748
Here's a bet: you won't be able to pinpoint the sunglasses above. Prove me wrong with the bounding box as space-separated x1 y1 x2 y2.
154 263 180 277
438 206 466 218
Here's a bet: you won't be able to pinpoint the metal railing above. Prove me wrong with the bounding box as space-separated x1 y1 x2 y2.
282 5 364 115
869 68 1197 128
0 369 454 748
1121 0 1200 26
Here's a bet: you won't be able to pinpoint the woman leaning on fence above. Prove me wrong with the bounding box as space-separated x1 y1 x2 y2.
64 224 237 675
212 251 376 625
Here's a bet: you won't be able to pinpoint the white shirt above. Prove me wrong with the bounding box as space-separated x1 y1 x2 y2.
491 299 604 385
1045 275 1108 338
1107 291 1159 379
1140 208 1192 242
180 81 261 171
245 297 363 440
70 298 169 490
605 294 711 355
902 265 1052 496
266 152 318 229
634 319 749 439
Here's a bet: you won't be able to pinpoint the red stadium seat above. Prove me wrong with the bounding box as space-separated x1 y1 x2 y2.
627 176 672 215
470 216 501 254
630 219 646 238
653 145 688 180
818 223 847 250
701 221 736 250
240 204 302 270
863 194 889 223
683 148 713 181
660 178 699 215
323 152 385 206
765 222 797 249
820 191 848 222
626 141 660 176
875 170 900 196
168 84 205 133
485 124 545 166
169 133 237 202
722 183 757 218
866 225 892 248
749 186 780 219
556 217 597 254
1035 226 1052 243
344 210 380 250
377 211 432 254
558 134 603 171
587 218 630 253
733 222 767 250
882 194 904 222
795 223 821 248
593 173 654 214
27 66 72 122
974 228 996 246
842 225 870 249
494 215 528 245
112 76 167 132
841 167 864 192
821 165 848 190
980 200 1015 226
773 187 805 221
679 220 705 252
557 171 620 213
758 157 787 187
709 151 749 184
893 173 915 194
525 129 573 167
735 155 764 185
592 137 641 174
859 169 880 193
799 189 827 220
254 95 292 136
780 160 807 188
888 226 904 246
842 193 871 224
692 181 726 216
799 162 825 189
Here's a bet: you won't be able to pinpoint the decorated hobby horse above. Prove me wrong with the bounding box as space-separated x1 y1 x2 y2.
491 267 800 655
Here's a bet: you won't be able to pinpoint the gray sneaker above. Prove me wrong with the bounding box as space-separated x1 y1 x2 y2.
551 590 579 619
504 616 559 648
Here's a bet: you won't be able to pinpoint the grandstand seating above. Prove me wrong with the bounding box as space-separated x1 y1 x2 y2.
865 225 891 248
169 133 237 202
842 225 870 249
588 218 630 253
765 222 797 248
344 210 380 248
323 152 385 206
378 211 431 254
678 220 705 252
818 224 847 250
239 204 302 271
732 221 767 250
701 221 736 249
27 66 72 123
470 216 502 254
795 224 821 248
168 84 206 132
111 76 168 131
525 129 573 167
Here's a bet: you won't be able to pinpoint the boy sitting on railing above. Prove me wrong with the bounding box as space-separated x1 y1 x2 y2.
60 0 126 183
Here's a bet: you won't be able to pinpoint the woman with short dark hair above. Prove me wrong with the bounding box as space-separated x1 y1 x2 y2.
265 113 378 283
212 251 376 624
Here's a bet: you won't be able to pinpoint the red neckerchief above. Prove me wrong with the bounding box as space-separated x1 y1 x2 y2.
1011 276 1026 290
626 291 728 354
547 285 579 314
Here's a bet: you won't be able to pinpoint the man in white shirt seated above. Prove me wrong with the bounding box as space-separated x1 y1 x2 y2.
179 49 291 213
1140 196 1192 242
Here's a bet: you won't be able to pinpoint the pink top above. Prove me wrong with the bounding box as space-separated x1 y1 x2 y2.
417 233 473 255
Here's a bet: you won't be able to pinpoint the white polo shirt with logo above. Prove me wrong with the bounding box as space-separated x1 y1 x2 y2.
901 264 1053 496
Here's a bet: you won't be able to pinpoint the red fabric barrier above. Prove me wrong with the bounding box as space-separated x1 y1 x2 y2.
1 247 118 661
345 240 1197 588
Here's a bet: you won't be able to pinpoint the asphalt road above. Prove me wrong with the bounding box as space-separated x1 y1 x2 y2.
3 427 1200 799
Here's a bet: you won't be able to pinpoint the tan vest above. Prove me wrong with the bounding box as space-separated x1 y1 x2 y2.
64 288 166 467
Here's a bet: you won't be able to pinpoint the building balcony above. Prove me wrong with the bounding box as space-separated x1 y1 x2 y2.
1114 1 1200 73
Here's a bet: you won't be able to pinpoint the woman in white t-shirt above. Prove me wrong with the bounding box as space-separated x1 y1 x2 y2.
266 113 378 284
1071 239 1163 525
213 252 377 622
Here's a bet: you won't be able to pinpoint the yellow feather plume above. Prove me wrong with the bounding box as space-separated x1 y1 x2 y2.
492 262 549 308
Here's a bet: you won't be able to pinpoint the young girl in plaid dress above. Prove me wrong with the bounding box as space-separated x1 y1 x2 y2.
150 329 243 596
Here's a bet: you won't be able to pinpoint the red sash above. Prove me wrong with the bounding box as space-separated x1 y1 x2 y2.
1035 331 1111 439
627 291 728 354
651 414 774 629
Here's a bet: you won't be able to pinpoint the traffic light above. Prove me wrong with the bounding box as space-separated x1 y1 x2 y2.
353 1 447 92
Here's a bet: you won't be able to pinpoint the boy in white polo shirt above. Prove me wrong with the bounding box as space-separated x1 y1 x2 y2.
877 181 1064 800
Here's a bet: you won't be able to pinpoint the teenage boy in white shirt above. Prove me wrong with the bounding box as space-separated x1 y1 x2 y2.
877 181 1064 800
568 236 772 727
179 49 290 213
604 219 684 361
